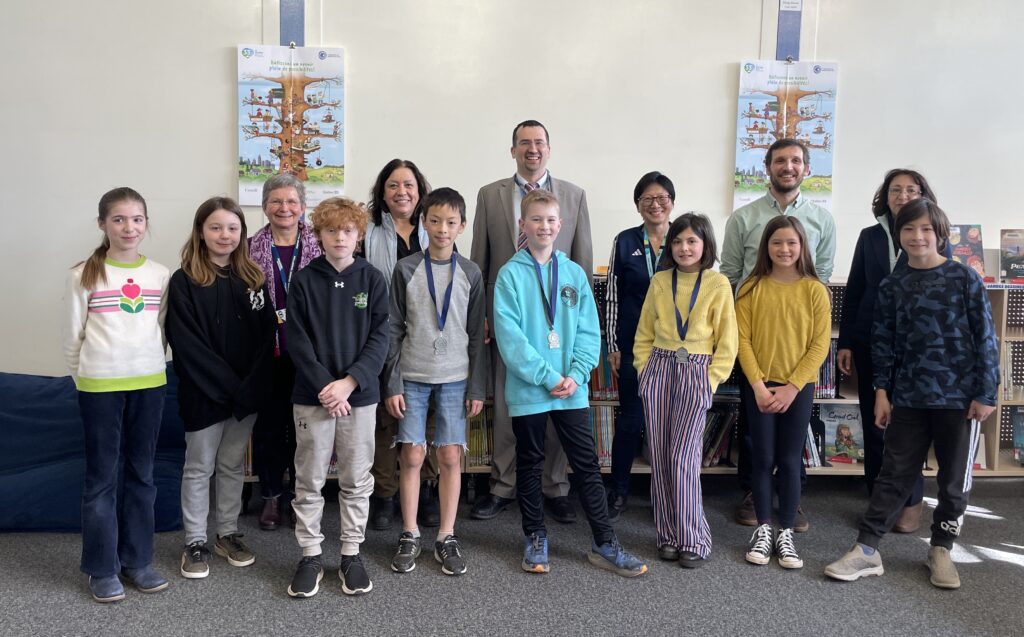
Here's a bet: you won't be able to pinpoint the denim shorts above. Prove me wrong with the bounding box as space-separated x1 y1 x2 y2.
397 379 467 448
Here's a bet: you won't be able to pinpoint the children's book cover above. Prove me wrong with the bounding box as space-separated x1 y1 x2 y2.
949 224 985 278
1000 229 1024 283
821 404 864 463
1012 406 1024 464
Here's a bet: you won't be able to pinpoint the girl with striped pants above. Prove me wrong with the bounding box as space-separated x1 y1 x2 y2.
633 214 737 567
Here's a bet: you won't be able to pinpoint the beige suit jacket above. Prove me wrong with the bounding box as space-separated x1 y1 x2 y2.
470 175 593 316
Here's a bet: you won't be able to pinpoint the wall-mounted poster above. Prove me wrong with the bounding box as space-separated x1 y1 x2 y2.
238 44 345 206
734 60 838 212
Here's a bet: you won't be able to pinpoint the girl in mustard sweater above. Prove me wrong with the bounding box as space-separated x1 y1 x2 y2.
634 214 737 567
735 216 830 570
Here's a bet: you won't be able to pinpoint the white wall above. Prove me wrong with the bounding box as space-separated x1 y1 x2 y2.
3 0 1020 375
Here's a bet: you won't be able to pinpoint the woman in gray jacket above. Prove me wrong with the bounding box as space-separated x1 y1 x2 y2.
364 159 438 531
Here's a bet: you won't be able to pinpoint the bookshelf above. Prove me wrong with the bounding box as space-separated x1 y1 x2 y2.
461 280 1024 478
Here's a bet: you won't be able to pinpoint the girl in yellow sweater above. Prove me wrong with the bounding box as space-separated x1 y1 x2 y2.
736 216 831 570
634 214 737 567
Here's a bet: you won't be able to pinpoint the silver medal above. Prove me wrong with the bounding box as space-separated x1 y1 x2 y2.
434 334 449 355
675 347 688 363
548 330 560 350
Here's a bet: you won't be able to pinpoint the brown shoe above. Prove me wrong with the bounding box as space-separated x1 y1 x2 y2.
926 546 960 589
893 501 923 533
793 506 810 533
735 492 757 526
259 497 281 531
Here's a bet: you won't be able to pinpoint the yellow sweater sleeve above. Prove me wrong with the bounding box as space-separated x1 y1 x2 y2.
706 277 738 392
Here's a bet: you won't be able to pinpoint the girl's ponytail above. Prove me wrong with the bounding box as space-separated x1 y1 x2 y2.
78 236 110 291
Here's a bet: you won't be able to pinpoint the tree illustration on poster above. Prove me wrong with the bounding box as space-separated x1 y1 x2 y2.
237 44 345 206
733 60 838 212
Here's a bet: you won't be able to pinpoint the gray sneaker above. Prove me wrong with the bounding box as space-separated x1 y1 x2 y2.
824 545 884 581
214 533 255 567
435 534 467 576
180 541 211 579
391 532 421 573
927 546 960 589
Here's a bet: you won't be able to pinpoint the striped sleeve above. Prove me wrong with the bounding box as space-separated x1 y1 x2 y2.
605 234 621 353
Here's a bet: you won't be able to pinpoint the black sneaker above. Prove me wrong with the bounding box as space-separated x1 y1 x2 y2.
434 534 467 576
180 541 211 579
391 532 421 573
287 555 324 598
340 554 373 595
418 483 441 528
607 493 627 523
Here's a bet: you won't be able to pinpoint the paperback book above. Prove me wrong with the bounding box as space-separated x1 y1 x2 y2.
949 224 986 278
1000 229 1024 283
821 404 864 463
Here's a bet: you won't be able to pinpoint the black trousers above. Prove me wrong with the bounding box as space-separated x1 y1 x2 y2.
738 377 807 493
850 341 923 505
857 406 979 549
512 408 615 545
252 354 297 499
742 381 815 529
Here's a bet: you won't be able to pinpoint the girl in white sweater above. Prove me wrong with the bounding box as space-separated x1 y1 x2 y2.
63 187 170 603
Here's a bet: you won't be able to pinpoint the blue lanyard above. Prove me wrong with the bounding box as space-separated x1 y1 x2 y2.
529 253 558 329
271 233 301 294
642 227 663 279
423 249 457 332
672 268 703 342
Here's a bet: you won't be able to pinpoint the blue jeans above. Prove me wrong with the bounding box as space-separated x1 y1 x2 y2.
397 379 467 448
78 387 165 577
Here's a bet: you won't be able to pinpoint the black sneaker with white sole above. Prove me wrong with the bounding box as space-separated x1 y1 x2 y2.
435 535 467 576
180 541 211 579
287 555 324 598
745 523 773 565
340 554 373 595
391 532 421 573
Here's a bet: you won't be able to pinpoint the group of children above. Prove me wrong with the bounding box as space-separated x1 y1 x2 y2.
63 175 997 603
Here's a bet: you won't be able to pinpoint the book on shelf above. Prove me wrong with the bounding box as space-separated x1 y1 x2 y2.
466 405 494 469
815 338 838 399
1012 406 1024 464
949 224 986 278
802 423 822 468
973 432 987 470
820 403 865 463
590 341 619 400
1000 229 1024 283
702 405 738 467
590 405 615 468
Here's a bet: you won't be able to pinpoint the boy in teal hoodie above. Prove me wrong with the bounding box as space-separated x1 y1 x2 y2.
493 189 647 578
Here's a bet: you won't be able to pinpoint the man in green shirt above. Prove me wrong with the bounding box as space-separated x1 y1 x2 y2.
721 138 837 531
721 139 836 287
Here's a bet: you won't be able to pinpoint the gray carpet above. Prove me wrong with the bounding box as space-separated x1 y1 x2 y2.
3 476 1023 636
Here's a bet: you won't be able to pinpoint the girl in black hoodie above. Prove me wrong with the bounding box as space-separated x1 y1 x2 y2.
166 197 276 579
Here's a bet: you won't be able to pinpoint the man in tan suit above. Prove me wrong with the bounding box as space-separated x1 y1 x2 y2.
469 120 593 522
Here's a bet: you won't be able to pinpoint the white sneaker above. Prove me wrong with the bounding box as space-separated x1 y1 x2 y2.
745 523 773 565
775 528 803 569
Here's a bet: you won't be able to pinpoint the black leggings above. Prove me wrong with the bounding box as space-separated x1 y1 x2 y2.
742 380 815 529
